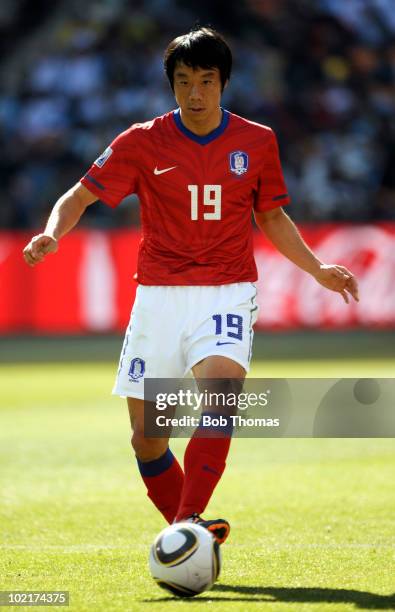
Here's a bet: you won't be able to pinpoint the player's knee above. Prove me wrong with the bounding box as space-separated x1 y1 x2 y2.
131 431 168 461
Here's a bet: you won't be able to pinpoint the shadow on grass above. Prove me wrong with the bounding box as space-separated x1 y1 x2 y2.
144 585 395 609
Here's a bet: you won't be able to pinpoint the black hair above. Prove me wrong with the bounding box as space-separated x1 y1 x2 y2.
164 27 232 91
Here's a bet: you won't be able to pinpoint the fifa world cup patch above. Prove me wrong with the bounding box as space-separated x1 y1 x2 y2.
94 146 113 168
229 150 248 176
128 357 145 382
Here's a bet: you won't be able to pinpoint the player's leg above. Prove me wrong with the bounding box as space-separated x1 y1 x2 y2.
128 397 184 524
175 357 244 530
113 286 188 525
174 283 258 541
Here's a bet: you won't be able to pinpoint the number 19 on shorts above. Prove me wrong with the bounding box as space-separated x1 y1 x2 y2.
189 185 221 220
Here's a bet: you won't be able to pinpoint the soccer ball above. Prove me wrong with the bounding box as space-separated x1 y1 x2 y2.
149 522 221 597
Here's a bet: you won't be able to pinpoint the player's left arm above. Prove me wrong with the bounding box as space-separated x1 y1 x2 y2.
254 207 359 304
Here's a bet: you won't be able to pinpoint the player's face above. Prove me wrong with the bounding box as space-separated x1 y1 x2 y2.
173 63 225 135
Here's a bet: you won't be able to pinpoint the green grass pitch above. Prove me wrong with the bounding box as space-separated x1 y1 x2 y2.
1 359 394 611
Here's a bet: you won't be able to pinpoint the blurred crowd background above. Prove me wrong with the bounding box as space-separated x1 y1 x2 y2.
1 0 394 230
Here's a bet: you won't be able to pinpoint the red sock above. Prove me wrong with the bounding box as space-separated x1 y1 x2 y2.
175 416 232 521
137 448 184 524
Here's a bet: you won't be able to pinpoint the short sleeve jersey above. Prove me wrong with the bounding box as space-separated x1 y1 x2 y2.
80 109 290 285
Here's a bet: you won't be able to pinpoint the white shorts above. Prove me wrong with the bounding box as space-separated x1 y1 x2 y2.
112 282 259 399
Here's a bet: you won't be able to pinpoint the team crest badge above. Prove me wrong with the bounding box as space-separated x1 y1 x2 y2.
128 357 145 382
229 150 248 176
94 146 113 168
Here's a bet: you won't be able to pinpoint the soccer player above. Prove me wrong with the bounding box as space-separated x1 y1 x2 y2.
23 27 359 545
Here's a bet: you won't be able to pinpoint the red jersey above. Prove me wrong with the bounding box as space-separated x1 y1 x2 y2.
80 109 289 285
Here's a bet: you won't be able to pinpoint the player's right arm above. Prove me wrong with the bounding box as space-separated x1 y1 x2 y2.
23 182 97 267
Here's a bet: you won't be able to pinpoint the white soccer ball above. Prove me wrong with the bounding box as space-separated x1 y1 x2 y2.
149 522 221 597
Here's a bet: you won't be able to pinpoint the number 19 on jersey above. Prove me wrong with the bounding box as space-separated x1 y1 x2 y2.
188 185 222 220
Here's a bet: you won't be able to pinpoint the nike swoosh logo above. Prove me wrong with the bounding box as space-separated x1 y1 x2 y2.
153 166 177 175
216 341 236 346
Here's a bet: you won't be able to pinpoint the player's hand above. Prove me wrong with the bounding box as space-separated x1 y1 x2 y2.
313 264 359 304
23 234 58 267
